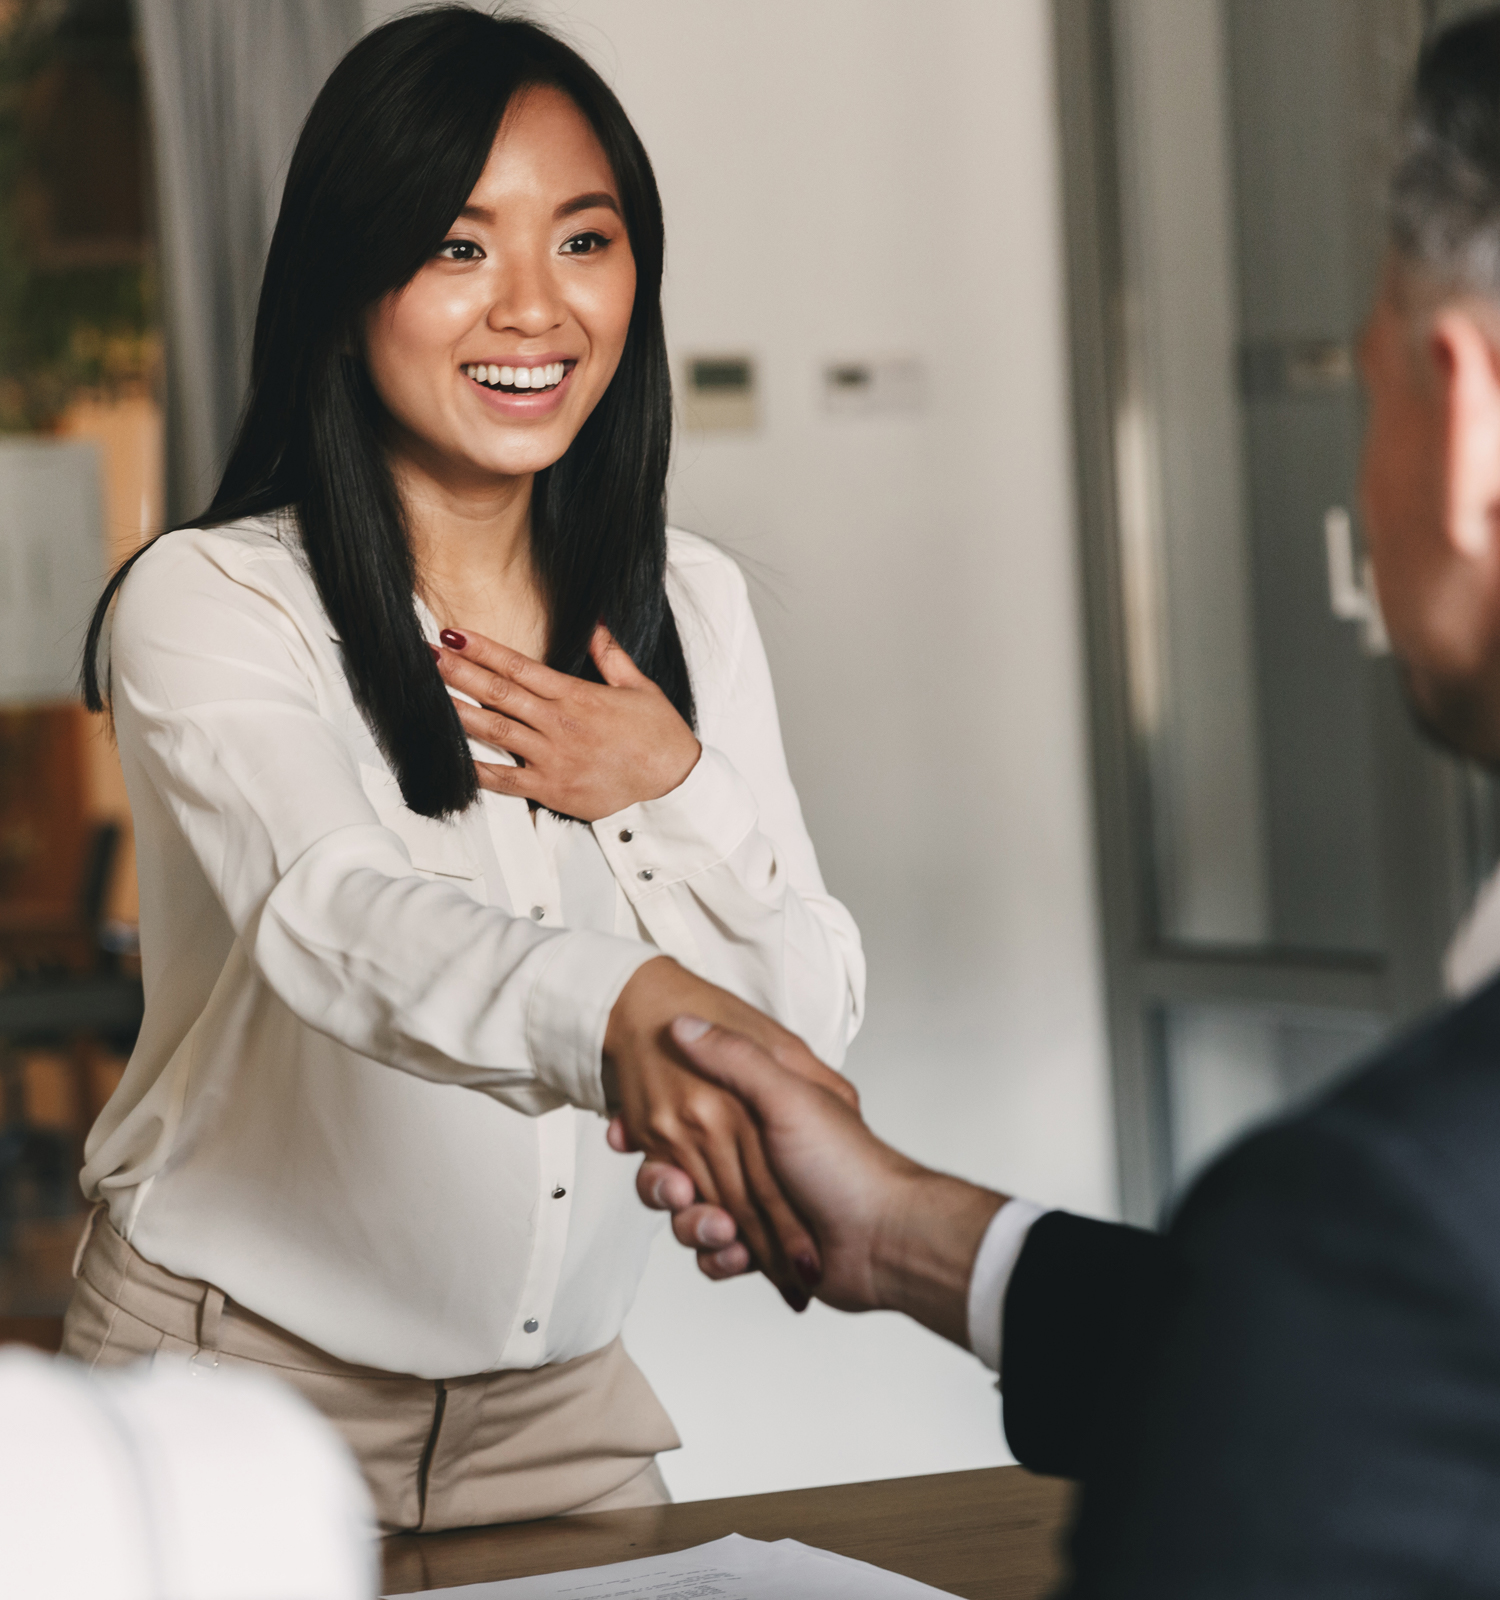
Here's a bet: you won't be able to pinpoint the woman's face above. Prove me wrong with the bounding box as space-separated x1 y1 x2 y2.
364 85 637 490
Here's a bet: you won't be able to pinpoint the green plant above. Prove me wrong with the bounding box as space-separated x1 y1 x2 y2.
0 0 156 432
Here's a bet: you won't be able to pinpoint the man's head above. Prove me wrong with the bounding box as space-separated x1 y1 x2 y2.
1363 7 1500 763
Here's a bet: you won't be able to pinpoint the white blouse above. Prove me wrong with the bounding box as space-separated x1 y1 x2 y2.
83 515 864 1379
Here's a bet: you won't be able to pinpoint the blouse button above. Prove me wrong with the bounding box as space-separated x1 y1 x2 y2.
619 829 633 843
529 905 545 920
523 1317 539 1334
552 1185 567 1199
638 869 654 882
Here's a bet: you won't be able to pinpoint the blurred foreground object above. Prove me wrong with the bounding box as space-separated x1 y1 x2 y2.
0 1345 375 1599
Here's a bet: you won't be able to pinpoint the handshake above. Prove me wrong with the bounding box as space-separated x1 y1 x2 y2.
603 958 1005 1349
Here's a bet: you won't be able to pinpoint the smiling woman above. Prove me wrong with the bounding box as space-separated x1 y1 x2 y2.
65 9 864 1534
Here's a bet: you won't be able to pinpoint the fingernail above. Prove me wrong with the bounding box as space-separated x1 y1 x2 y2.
439 629 467 649
672 1015 710 1045
780 1285 810 1313
795 1252 822 1289
651 1177 670 1207
428 644 441 661
699 1215 736 1248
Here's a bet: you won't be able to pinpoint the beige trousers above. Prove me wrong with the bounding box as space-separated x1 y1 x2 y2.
61 1210 680 1533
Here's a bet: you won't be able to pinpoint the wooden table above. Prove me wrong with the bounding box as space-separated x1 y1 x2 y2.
382 1465 1074 1598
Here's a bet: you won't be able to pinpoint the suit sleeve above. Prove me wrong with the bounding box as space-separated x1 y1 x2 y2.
1001 1210 1175 1479
1052 1116 1500 1598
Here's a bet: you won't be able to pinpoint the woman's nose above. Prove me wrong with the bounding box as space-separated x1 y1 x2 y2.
486 255 564 337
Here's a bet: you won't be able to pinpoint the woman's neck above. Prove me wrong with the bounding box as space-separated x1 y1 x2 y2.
395 454 548 660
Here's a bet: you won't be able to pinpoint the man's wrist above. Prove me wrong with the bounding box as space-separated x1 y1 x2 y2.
871 1169 1007 1348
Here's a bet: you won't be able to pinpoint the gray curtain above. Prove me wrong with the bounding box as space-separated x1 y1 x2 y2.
134 1 364 523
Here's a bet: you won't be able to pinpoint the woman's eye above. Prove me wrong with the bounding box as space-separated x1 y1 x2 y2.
436 239 483 262
560 231 610 256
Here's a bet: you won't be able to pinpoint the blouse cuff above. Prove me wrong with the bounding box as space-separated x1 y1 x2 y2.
592 746 760 896
525 930 659 1115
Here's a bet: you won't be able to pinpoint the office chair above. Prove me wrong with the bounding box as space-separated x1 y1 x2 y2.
0 820 142 1274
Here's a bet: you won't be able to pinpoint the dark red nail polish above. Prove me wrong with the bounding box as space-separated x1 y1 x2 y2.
428 644 441 660
780 1285 810 1313
795 1253 822 1289
439 629 467 649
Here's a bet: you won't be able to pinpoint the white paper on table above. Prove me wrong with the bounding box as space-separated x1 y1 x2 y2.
382 1531 960 1599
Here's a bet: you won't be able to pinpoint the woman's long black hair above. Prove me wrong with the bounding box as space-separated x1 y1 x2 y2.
83 6 691 818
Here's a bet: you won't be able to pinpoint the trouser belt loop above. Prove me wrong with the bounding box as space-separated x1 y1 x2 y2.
71 1201 106 1280
198 1286 226 1353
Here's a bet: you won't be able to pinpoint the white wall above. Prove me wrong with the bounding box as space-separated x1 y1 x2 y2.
365 0 1115 1501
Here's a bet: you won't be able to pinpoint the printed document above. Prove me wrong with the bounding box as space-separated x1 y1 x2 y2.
384 1531 960 1598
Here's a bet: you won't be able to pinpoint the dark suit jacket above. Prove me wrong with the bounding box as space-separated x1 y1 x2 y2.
1001 976 1500 1596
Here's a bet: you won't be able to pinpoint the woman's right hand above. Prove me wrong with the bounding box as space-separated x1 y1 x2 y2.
603 957 858 1307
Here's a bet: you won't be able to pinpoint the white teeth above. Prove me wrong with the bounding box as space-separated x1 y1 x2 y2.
466 361 567 390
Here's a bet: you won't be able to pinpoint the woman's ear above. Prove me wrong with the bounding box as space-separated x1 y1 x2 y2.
1433 305 1500 563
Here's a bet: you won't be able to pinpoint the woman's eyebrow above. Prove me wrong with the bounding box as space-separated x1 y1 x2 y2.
456 193 620 224
457 192 620 224
556 191 620 219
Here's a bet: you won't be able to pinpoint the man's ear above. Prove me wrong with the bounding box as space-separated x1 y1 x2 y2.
1433 306 1500 561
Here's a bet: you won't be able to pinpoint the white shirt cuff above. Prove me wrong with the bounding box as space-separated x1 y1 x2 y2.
592 745 759 894
967 1198 1047 1373
525 931 660 1115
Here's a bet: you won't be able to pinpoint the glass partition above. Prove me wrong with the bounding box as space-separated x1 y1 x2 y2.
1110 0 1407 955
1057 0 1493 1218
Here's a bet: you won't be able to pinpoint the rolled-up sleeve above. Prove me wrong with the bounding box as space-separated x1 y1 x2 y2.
113 534 654 1116
593 547 865 1066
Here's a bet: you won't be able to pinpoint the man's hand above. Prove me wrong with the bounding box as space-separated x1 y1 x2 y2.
638 1018 1007 1347
604 960 855 1310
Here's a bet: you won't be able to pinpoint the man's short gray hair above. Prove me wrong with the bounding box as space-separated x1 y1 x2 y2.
1391 7 1500 298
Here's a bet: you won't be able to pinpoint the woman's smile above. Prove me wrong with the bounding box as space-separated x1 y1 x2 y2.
462 356 577 415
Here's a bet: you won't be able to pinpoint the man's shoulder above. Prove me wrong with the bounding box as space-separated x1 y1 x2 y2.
1177 978 1500 1258
1330 974 1500 1111
1305 976 1500 1178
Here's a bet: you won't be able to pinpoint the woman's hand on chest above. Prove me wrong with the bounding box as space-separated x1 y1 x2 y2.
434 624 701 821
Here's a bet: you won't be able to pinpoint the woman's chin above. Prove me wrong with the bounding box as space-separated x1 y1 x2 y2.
402 436 570 490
